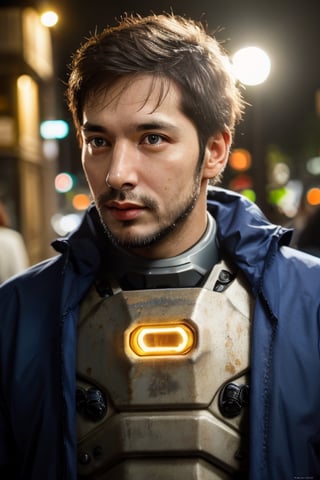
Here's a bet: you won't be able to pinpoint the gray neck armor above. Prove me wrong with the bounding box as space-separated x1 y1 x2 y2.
104 214 220 290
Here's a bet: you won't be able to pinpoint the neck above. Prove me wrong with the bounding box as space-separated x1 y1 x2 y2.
102 213 220 290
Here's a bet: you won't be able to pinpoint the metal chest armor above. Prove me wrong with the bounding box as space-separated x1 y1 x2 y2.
76 217 253 479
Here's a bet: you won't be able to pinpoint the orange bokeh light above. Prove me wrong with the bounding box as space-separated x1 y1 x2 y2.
306 187 320 205
72 193 91 210
229 149 252 171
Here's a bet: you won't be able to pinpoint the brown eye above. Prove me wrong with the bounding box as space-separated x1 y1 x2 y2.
90 137 107 148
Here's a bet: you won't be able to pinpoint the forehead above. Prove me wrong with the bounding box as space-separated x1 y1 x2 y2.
83 75 182 117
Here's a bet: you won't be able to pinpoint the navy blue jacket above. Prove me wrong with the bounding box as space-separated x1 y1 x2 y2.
1 188 320 479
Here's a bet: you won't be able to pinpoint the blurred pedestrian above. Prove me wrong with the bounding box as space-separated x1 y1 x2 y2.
0 200 29 283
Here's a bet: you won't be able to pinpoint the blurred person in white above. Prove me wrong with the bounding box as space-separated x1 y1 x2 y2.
0 200 29 283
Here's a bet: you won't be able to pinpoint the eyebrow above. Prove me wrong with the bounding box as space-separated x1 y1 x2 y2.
81 122 107 134
136 121 179 132
81 120 179 134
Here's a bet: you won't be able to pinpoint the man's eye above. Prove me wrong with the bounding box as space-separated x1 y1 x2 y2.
143 134 163 145
88 137 108 148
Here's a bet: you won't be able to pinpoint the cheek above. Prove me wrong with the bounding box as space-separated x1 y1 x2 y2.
82 160 93 184
82 155 107 184
158 173 189 200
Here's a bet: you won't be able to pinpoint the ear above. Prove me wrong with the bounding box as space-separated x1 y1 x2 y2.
202 130 231 180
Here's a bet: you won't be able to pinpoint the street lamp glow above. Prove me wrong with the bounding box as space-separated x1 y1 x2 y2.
40 11 59 28
232 47 271 86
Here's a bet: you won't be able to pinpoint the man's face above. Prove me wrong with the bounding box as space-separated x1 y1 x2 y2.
81 75 211 258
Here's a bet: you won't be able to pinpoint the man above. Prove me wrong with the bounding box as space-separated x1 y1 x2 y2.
0 13 319 480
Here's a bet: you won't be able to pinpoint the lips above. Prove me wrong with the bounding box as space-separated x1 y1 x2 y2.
106 201 145 221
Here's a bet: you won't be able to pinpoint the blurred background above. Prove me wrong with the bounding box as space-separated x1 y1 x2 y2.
0 0 320 265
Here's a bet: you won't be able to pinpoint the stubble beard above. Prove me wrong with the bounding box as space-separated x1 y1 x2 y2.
97 174 202 251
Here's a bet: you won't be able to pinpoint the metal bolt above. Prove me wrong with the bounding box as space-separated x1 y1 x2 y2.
78 452 91 465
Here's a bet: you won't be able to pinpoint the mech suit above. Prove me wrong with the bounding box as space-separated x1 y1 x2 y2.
2 189 320 480
76 213 252 479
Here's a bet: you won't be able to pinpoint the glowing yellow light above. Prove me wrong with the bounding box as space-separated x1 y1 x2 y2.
129 323 196 357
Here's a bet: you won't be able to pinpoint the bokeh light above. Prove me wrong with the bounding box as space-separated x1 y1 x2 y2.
306 187 320 206
51 213 82 236
54 172 74 193
229 149 252 171
232 46 271 86
40 11 59 28
40 120 69 139
72 193 91 210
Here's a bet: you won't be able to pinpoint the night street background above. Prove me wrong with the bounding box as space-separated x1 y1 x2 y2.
1 0 320 251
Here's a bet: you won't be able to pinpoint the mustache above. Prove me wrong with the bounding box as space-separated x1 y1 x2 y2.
97 190 157 210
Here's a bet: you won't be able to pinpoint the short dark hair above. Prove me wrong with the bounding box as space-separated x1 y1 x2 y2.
67 13 244 153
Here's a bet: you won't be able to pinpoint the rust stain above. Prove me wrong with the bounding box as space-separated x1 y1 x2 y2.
225 362 236 375
225 335 233 349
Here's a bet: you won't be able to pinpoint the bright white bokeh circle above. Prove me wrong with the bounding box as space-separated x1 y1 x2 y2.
40 11 59 28
232 46 271 86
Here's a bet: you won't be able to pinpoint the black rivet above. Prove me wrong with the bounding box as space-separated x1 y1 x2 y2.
78 452 91 465
214 270 235 292
218 270 232 284
219 383 249 418
76 387 107 422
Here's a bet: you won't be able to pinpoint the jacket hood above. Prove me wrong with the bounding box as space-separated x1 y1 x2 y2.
207 187 293 291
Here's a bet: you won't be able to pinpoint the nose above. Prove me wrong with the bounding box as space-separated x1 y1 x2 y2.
106 141 138 191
